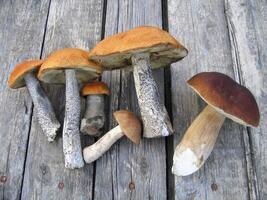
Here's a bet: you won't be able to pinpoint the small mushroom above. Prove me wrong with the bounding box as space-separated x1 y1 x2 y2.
172 72 260 176
83 110 141 163
8 60 60 142
80 81 110 136
89 26 188 138
38 48 102 169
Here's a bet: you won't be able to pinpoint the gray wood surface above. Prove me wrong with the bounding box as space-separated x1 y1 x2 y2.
225 1 267 199
21 0 104 199
168 0 250 199
0 1 50 199
0 0 266 199
97 0 167 199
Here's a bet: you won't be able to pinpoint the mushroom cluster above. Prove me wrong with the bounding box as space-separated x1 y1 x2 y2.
89 26 188 138
8 26 260 175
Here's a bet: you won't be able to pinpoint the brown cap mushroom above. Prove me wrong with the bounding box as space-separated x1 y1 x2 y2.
8 60 60 142
80 81 110 136
83 110 141 163
38 48 102 169
187 72 260 126
113 110 141 144
89 26 188 138
172 72 260 176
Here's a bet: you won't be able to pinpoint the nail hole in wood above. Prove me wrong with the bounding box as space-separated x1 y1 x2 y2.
129 181 135 191
0 176 7 183
58 182 64 190
211 183 218 191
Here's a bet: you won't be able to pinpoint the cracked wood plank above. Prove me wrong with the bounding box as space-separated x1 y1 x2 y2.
96 0 167 199
225 0 267 199
168 0 249 199
0 1 50 199
21 0 104 199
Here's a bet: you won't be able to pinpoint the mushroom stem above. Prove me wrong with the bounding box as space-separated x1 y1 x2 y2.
132 53 173 138
172 105 225 176
24 73 60 142
83 125 123 163
81 94 105 136
63 69 84 169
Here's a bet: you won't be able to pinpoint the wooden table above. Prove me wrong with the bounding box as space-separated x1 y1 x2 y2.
0 0 266 199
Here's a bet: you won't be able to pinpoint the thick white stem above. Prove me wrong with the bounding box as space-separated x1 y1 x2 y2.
63 70 84 169
132 53 173 138
24 73 60 142
83 125 123 163
81 94 105 136
172 105 225 176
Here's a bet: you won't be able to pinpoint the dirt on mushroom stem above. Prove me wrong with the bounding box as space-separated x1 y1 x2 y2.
131 53 173 138
24 73 60 142
80 94 105 136
63 69 84 169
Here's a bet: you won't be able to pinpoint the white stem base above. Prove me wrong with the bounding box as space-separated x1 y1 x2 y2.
63 70 84 169
132 53 173 138
24 73 60 142
172 105 225 176
83 126 123 163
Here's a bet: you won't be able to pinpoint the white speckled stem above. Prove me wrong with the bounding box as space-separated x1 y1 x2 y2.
172 105 225 176
83 125 123 163
80 95 105 136
24 73 60 142
132 53 173 138
63 70 84 169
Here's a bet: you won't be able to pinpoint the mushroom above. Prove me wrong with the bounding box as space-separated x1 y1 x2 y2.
8 60 60 142
83 110 141 163
172 72 260 176
80 81 110 136
38 48 102 169
89 26 188 138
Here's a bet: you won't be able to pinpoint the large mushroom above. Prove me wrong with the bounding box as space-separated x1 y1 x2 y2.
8 60 60 142
83 110 141 163
80 81 110 136
38 48 102 169
172 72 260 176
89 26 188 138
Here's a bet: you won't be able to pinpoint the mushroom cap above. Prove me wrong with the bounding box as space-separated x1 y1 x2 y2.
8 60 43 89
113 110 141 144
188 72 260 127
38 48 102 84
81 81 110 96
89 26 188 70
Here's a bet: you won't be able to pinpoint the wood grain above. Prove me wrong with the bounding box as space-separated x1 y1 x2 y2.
168 0 249 199
225 0 267 199
96 0 167 199
1 0 266 199
21 0 104 199
0 1 50 199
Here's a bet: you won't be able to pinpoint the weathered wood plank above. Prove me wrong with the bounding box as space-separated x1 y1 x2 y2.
21 0 104 199
168 0 249 199
0 1 50 199
96 0 167 199
225 0 267 199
